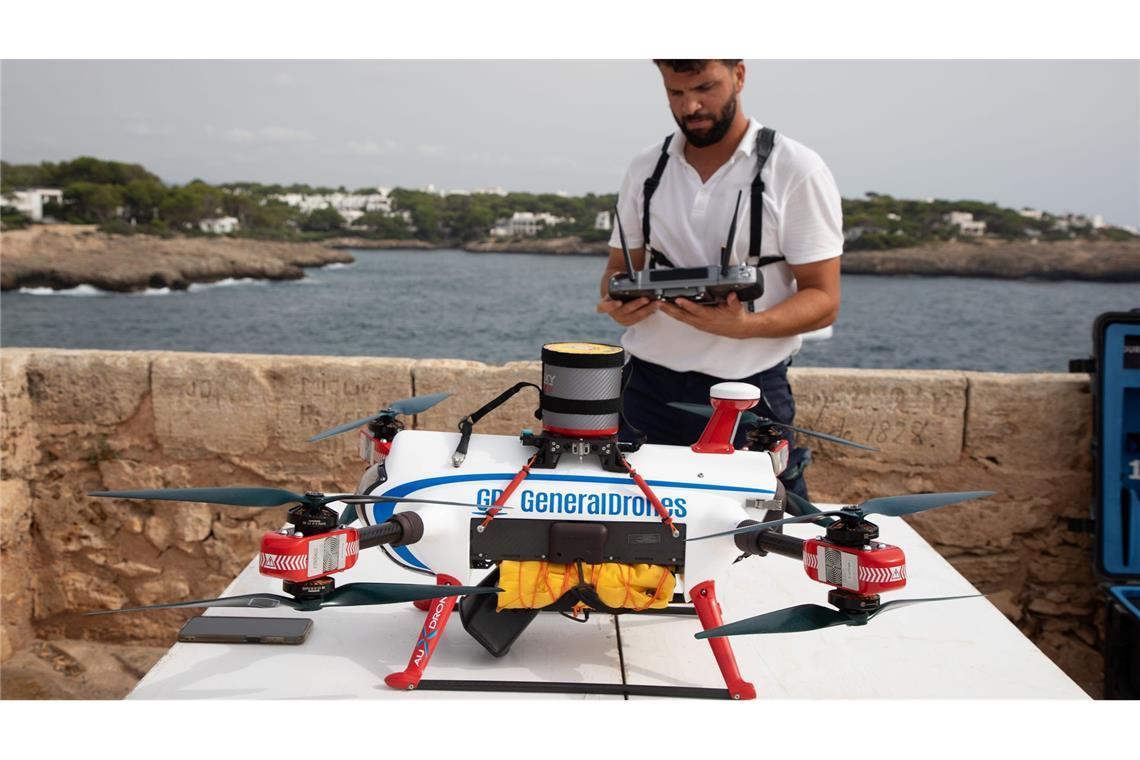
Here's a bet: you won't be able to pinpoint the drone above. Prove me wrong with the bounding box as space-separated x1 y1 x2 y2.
89 342 992 700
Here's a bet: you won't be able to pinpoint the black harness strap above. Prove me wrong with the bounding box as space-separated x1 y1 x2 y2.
748 127 782 267
642 134 674 269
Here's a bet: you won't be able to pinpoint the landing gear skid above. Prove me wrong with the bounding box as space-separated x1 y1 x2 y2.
412 679 732 699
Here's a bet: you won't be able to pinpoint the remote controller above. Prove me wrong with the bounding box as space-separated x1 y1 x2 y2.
607 191 764 305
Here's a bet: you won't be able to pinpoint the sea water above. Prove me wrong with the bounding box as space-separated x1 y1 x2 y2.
2 249 1135 373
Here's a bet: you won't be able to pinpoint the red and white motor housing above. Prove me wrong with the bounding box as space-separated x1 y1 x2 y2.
260 527 361 583
359 429 393 465
802 537 907 595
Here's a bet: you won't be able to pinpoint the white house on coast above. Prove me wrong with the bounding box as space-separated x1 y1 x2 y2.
199 216 241 234
490 211 571 237
2 188 65 222
270 187 394 217
943 211 986 237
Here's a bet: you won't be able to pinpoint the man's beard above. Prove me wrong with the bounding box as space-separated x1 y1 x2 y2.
676 96 737 148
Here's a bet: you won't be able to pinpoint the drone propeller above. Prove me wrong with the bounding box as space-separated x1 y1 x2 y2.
309 391 452 442
85 582 501 616
785 490 836 527
695 594 981 638
338 503 360 526
688 490 995 542
668 402 878 451
90 486 499 513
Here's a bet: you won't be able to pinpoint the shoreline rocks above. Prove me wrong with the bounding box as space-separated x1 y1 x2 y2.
0 225 354 293
841 238 1140 282
325 237 438 250
4 226 1137 291
463 236 608 256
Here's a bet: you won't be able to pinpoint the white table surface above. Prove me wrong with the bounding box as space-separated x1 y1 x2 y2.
128 511 1089 700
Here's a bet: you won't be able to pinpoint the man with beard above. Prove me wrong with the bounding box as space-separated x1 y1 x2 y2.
597 59 843 500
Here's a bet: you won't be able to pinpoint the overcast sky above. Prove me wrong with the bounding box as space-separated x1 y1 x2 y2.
2 59 1137 226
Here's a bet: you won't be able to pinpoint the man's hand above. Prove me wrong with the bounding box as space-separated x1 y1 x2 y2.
658 291 752 338
597 296 658 327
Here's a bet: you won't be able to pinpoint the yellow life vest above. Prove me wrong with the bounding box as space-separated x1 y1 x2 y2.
496 560 676 612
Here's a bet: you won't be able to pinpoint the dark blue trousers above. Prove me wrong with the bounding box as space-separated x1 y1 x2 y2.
618 355 810 499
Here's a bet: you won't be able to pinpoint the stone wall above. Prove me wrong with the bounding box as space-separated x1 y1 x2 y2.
0 349 1100 696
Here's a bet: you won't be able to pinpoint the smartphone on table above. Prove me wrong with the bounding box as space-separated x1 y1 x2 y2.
177 616 312 645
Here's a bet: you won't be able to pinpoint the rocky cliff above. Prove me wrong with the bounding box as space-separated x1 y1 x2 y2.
0 225 354 292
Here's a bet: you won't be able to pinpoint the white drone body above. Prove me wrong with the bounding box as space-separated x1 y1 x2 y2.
356 429 781 595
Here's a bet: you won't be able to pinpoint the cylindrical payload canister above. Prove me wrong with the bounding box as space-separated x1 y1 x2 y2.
540 342 625 437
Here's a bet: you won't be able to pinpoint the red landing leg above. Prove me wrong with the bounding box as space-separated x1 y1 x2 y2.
690 580 756 700
413 598 431 611
385 574 462 690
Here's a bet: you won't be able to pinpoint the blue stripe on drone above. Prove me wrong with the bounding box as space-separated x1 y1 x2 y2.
372 472 775 571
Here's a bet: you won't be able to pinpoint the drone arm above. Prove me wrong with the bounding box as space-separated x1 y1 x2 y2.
727 519 806 560
357 513 423 550
752 530 806 560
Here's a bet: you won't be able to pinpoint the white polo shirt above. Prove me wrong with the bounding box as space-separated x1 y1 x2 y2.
608 117 843 378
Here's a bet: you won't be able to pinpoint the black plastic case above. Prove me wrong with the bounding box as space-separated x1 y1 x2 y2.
458 568 537 657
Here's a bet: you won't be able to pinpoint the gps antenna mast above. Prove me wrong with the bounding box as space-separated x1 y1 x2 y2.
614 206 636 279
721 190 743 277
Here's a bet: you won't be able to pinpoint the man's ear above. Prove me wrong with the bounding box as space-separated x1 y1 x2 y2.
734 61 746 93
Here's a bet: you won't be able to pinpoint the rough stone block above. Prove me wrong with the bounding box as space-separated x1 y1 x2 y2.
413 359 541 435
96 460 171 491
790 368 967 466
34 496 112 555
25 349 151 427
108 560 163 579
1 548 34 661
906 496 1053 550
260 355 415 465
986 589 1023 623
144 514 174 552
152 352 274 458
1 479 32 549
1 349 37 479
170 504 213 543
965 373 1091 471
942 552 1026 589
1029 550 1096 585
33 570 127 620
153 352 416 468
133 575 192 607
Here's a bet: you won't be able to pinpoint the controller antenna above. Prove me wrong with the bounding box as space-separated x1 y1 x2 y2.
614 205 636 280
721 190 743 277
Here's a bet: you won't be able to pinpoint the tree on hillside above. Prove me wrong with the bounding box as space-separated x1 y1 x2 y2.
391 189 446 241
64 181 124 222
441 195 497 241
1 161 48 192
122 179 167 222
301 206 345 232
356 211 413 238
160 182 225 227
49 156 162 187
